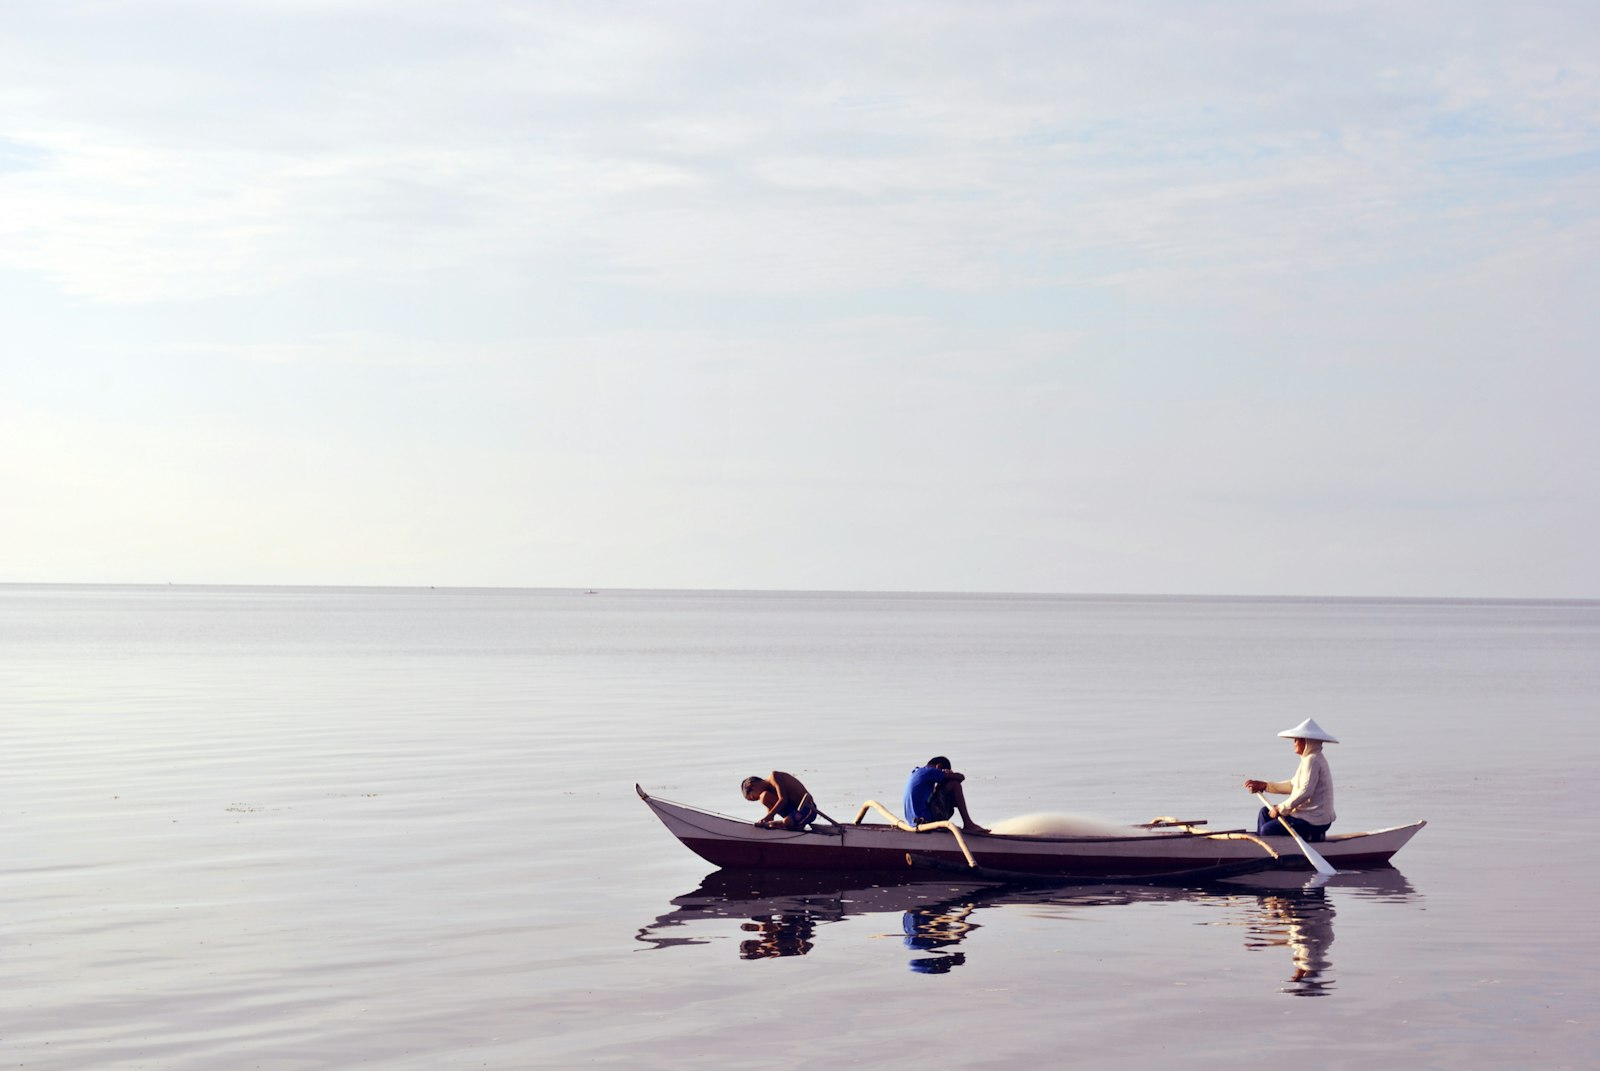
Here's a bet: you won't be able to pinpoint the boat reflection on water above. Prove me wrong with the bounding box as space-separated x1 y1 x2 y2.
636 866 1419 987
635 870 997 967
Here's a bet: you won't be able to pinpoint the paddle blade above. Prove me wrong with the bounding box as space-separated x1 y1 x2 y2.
1297 837 1339 876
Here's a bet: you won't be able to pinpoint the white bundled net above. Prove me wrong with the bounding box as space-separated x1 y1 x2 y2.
988 812 1155 837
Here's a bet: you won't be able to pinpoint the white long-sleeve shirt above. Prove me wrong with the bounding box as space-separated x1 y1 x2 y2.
1265 748 1336 827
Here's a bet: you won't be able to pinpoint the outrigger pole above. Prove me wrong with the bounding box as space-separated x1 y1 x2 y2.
852 799 978 868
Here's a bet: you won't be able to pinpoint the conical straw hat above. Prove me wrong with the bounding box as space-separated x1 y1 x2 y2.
1277 717 1339 743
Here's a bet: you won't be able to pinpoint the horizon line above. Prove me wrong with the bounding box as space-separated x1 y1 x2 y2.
2 580 1594 605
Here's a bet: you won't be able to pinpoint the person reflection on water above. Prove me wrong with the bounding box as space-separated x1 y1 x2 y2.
903 902 977 973
739 913 817 959
1242 886 1338 996
1243 718 1337 842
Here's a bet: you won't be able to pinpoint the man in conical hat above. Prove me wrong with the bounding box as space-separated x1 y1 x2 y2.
1243 718 1338 842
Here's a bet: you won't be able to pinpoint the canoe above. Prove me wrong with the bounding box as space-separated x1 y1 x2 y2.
637 785 1425 879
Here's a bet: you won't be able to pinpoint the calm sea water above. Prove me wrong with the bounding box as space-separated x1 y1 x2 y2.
3 585 1595 1069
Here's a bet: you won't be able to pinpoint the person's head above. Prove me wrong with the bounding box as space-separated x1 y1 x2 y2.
741 776 768 800
926 756 951 770
1291 737 1323 756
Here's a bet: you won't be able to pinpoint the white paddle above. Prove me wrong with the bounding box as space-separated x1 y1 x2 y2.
1255 792 1337 877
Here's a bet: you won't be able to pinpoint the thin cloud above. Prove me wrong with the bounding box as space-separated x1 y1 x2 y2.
1 1 1595 594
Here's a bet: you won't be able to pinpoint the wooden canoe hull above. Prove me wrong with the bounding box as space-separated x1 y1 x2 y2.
638 785 1425 878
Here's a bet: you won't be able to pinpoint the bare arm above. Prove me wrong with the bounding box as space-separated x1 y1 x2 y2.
756 770 805 826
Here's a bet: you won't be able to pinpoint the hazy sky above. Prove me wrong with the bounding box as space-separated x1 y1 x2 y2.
3 1 1596 596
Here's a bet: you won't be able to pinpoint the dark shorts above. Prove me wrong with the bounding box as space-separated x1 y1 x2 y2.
1256 807 1330 842
776 797 818 826
918 789 955 824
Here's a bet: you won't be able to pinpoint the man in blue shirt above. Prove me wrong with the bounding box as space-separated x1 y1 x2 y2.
903 756 987 833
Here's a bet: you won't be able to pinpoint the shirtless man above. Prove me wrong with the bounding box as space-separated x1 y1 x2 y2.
740 770 817 830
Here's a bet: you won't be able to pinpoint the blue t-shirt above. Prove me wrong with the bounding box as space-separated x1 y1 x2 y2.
903 765 946 824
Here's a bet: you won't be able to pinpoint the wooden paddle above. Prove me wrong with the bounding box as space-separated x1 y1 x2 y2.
1255 792 1337 876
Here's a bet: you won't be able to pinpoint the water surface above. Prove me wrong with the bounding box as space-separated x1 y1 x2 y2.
3 586 1594 1068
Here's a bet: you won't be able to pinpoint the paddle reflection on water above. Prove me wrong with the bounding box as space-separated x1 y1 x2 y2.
636 866 1419 988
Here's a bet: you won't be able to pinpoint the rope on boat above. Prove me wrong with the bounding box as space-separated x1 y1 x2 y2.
805 795 848 834
851 799 978 868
